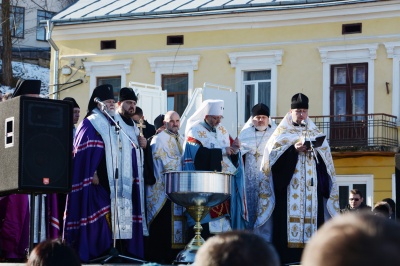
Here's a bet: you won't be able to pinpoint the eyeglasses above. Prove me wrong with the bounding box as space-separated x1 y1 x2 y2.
349 198 360 201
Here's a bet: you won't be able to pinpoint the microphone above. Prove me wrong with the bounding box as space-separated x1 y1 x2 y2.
301 120 307 126
94 97 106 109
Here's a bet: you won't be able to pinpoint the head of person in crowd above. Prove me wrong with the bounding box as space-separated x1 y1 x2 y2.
251 103 270 131
349 189 365 210
132 106 144 123
301 212 400 266
117 87 138 118
164 111 180 134
373 201 391 218
63 97 81 125
290 93 309 125
87 84 115 117
27 239 81 266
12 78 41 98
203 99 224 128
382 198 396 219
154 114 165 134
194 230 280 266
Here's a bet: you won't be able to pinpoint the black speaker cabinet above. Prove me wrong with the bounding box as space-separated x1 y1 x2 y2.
395 154 400 220
0 96 73 195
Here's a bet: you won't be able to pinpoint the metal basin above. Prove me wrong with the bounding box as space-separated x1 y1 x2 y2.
164 171 231 207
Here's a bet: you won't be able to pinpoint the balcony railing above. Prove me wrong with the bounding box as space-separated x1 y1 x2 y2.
271 113 398 148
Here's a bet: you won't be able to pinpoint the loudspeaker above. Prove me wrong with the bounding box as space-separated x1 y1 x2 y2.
0 96 73 195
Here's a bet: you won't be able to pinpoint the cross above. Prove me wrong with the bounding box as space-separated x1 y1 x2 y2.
138 118 146 137
254 150 261 162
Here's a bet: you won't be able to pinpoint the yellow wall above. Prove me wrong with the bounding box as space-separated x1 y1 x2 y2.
54 15 399 118
334 155 395 204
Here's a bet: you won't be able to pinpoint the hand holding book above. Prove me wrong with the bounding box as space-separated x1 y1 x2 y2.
302 134 326 150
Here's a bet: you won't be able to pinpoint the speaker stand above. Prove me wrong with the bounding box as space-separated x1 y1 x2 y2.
29 193 35 255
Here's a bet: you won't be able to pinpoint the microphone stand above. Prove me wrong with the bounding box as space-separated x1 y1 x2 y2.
90 106 146 264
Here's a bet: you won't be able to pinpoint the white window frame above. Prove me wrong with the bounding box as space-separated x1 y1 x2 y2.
318 43 378 116
83 59 132 97
384 42 400 125
228 50 282 128
148 55 200 91
336 174 374 207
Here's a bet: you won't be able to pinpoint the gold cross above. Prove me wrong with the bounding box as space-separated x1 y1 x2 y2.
138 118 146 137
254 150 261 162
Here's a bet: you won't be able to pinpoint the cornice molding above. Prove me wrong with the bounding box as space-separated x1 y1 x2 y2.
83 59 132 76
228 50 283 68
318 43 379 63
51 2 400 41
148 55 200 72
384 42 400 58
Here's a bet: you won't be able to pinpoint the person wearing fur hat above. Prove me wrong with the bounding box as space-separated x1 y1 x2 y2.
238 103 276 230
256 93 339 264
63 85 148 262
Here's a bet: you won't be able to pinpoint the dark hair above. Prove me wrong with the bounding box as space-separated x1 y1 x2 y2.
373 202 391 218
350 189 363 198
134 106 143 116
27 239 81 266
302 212 400 266
195 230 280 266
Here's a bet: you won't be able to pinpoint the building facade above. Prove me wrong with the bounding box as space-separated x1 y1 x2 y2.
49 0 400 212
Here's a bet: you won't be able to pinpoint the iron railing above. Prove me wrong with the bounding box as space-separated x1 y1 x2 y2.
271 113 398 147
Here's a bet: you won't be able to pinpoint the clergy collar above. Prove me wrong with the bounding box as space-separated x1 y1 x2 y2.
165 129 179 137
201 120 216 133
292 122 306 127
119 113 135 126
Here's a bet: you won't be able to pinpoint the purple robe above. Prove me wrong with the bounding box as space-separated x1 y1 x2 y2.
63 118 144 262
0 195 29 259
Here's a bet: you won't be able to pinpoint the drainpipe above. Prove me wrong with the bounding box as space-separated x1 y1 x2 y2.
46 20 59 100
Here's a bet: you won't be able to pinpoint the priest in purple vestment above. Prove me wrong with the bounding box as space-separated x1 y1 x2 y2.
63 84 148 262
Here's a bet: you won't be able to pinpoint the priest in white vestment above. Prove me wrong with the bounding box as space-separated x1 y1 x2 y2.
257 93 339 264
238 103 276 229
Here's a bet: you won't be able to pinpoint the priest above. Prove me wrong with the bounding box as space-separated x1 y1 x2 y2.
63 84 148 262
238 103 276 229
183 99 247 233
256 93 339 264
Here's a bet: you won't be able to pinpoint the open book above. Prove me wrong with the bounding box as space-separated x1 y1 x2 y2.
302 134 326 149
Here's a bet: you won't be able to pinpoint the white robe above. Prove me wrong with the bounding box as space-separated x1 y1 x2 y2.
238 124 275 228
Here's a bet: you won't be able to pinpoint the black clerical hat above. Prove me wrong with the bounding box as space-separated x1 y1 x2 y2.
87 84 114 113
63 97 80 109
291 93 309 109
154 114 165 130
119 87 137 102
12 79 41 98
251 103 270 117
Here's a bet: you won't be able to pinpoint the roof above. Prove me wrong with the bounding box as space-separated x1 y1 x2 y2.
52 0 376 25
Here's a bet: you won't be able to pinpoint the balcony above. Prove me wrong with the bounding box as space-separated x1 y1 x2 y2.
271 113 399 154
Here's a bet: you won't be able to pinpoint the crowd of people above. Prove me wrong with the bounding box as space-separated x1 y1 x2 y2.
0 80 398 265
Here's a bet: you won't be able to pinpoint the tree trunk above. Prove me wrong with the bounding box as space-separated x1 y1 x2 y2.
2 0 13 86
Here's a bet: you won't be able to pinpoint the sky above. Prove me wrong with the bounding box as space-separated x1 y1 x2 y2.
1 61 50 96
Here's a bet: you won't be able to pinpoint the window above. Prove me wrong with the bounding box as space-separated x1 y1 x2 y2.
228 50 282 126
10 6 24 38
331 63 368 121
97 76 121 102
83 59 131 100
336 175 374 209
162 74 188 116
36 10 55 41
243 70 271 121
